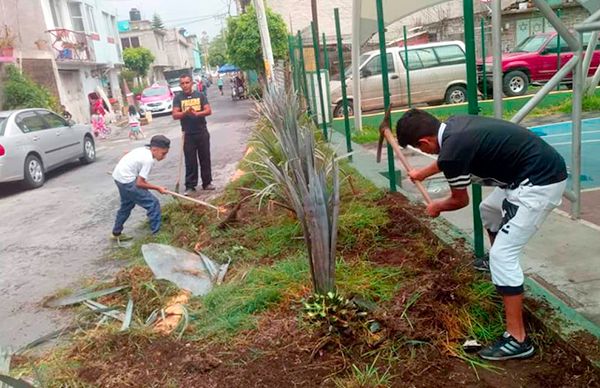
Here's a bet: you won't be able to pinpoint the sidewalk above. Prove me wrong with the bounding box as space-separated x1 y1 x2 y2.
330 130 600 333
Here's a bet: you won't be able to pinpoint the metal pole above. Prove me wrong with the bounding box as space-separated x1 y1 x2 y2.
297 31 311 115
334 8 353 160
463 0 484 258
351 0 363 132
376 0 396 192
534 0 578 51
556 8 562 91
582 31 598 86
322 33 330 70
403 25 412 107
481 18 488 100
253 0 276 84
492 0 503 118
571 32 583 219
312 21 328 140
288 35 298 92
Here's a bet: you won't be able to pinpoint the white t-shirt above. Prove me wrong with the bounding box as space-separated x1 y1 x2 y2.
112 147 155 184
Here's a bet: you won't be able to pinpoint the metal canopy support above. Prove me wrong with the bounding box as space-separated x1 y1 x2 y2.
351 0 363 132
492 0 503 118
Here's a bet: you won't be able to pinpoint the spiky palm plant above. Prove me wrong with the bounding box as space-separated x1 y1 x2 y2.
249 85 340 294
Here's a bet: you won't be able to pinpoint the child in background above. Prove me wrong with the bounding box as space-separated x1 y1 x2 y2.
91 108 110 139
128 105 145 140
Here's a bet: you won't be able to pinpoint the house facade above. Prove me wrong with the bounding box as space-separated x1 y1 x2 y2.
0 0 123 123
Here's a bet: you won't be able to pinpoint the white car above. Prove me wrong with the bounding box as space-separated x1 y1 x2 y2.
0 108 96 188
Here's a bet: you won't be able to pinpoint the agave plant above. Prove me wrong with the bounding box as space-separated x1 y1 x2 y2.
249 85 340 294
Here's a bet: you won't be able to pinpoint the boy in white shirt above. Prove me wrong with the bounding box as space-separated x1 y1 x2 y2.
111 135 170 241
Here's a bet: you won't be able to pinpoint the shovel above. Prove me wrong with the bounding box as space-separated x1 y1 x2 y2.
174 133 184 193
376 106 432 205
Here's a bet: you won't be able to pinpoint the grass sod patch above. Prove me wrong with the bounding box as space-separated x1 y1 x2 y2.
187 255 404 341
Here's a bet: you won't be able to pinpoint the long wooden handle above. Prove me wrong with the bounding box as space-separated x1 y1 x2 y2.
382 128 433 205
165 190 221 211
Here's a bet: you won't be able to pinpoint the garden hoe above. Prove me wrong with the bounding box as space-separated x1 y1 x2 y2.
376 107 432 205
174 133 184 193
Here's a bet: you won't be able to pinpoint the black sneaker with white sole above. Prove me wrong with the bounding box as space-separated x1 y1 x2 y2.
473 254 490 272
478 332 535 361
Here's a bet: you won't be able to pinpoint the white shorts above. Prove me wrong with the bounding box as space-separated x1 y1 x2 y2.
479 180 567 295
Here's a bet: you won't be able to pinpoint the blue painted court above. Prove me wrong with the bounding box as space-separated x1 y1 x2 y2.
530 117 600 190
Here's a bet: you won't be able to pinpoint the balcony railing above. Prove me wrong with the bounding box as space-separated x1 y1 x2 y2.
47 28 96 62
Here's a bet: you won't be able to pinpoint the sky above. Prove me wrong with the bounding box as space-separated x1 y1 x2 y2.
107 0 236 41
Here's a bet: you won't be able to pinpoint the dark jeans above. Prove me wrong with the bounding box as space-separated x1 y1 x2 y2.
112 180 161 235
184 131 212 189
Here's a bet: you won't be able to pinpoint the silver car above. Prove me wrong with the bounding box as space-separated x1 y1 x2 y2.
0 108 96 189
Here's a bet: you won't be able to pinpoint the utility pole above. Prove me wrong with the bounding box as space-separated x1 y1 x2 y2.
253 0 275 84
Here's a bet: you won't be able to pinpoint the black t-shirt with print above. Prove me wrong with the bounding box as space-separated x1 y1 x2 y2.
173 91 209 135
437 115 567 189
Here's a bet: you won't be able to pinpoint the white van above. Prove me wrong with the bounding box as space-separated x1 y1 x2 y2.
330 41 468 117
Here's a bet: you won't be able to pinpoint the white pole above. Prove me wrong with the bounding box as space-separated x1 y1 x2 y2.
351 0 363 132
253 0 276 84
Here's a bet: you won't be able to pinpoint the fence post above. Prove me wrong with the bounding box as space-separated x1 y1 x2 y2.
376 0 397 192
297 31 311 115
463 0 485 259
334 8 353 161
481 18 488 99
403 25 412 108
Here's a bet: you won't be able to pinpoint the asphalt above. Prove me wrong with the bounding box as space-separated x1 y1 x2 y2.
0 88 254 349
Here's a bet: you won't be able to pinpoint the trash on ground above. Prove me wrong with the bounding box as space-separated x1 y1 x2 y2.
44 285 128 308
462 339 482 353
141 243 230 296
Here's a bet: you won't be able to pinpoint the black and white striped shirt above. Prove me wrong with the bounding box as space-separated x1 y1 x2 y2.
437 116 567 190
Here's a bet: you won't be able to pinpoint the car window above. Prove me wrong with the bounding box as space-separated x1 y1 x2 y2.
513 35 548 53
400 49 423 70
16 111 49 133
142 87 169 97
37 110 68 128
414 48 439 68
0 117 7 136
434 45 466 65
362 53 395 76
544 37 571 54
582 32 600 50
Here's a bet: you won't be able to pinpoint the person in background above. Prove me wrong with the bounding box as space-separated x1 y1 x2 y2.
91 108 110 139
172 74 215 196
111 135 170 242
217 76 224 95
127 105 145 140
61 105 72 121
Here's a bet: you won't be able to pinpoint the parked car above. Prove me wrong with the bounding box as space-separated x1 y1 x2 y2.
477 31 600 97
330 41 468 117
0 108 96 189
137 84 175 115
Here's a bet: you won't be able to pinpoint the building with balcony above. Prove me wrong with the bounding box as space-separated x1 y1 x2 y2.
0 0 123 123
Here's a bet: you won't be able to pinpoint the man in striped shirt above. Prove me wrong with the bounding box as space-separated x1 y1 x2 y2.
396 108 567 361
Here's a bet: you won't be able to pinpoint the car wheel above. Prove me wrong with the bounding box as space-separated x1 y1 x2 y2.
80 136 96 164
333 100 354 118
503 70 529 97
23 154 45 189
445 85 468 104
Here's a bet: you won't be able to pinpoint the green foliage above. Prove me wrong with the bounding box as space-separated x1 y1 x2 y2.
123 47 155 78
208 33 228 67
151 14 165 30
1 65 59 111
337 201 388 250
225 5 288 73
302 292 369 334
247 83 263 100
189 256 309 339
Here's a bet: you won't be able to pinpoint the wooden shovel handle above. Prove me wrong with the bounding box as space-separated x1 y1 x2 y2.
164 190 221 211
381 128 433 205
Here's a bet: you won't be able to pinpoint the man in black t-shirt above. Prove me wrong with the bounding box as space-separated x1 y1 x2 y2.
172 74 215 195
395 109 567 361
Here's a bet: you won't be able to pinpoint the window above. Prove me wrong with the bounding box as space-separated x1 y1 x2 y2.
434 45 465 65
49 0 63 27
16 112 48 133
110 15 117 37
414 48 438 68
86 5 97 32
131 37 140 47
0 117 7 136
38 111 68 128
543 37 570 54
362 53 394 77
103 12 111 36
583 32 600 50
68 2 85 32
121 38 130 49
121 37 140 48
400 50 423 70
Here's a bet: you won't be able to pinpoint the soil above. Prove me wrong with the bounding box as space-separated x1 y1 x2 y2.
24 193 600 387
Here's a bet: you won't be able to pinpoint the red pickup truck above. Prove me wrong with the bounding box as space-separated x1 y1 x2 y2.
477 32 600 96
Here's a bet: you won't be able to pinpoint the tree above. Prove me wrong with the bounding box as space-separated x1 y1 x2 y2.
1 65 58 111
152 14 165 30
123 47 155 85
208 33 228 68
226 5 288 75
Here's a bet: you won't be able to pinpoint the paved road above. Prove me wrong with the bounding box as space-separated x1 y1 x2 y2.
0 89 254 348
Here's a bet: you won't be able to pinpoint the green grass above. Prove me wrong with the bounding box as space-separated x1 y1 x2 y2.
463 280 505 342
338 201 389 250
